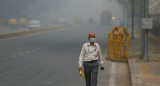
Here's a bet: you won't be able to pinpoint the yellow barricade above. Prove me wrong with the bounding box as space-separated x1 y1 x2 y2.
107 27 130 62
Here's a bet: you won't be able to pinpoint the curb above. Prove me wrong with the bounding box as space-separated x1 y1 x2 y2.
0 23 78 39
128 59 145 86
128 59 135 86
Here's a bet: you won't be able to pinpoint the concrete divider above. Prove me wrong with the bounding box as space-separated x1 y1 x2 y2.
0 23 78 39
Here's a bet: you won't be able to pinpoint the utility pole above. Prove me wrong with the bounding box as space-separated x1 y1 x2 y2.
140 0 146 59
122 0 126 27
125 0 128 30
143 0 149 60
140 0 150 60
131 0 134 40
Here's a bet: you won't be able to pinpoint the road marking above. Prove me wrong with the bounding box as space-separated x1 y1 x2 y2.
12 55 16 58
2 58 8 61
19 53 23 55
25 51 29 54
109 62 116 86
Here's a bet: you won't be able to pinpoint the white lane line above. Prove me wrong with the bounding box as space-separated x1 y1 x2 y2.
25 51 29 54
2 58 8 61
19 53 23 56
109 62 116 86
12 55 16 58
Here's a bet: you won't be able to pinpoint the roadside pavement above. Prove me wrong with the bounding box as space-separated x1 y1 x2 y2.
103 57 131 86
128 32 160 86
0 23 78 39
129 59 160 86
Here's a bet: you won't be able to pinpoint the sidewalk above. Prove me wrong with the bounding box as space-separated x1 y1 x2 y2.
129 59 160 86
128 32 160 86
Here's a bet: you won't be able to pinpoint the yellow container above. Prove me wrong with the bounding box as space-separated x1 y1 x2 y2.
107 27 119 60
107 27 130 62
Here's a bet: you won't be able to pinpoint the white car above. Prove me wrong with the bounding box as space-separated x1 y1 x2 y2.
29 20 41 29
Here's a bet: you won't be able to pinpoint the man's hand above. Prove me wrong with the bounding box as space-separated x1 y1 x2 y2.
101 66 104 70
78 67 82 72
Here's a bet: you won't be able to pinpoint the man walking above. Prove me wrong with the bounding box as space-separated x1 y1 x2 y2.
78 33 104 86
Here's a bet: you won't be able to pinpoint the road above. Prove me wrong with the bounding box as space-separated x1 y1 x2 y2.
0 24 124 86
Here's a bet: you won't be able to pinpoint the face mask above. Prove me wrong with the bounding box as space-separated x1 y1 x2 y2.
90 38 96 43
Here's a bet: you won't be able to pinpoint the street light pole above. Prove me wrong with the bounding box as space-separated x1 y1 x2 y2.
131 0 134 40
125 0 129 30
143 0 149 60
140 0 145 59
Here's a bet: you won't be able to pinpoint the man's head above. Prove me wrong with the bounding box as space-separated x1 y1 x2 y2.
88 33 96 43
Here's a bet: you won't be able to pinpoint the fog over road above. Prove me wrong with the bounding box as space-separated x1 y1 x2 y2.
0 24 113 86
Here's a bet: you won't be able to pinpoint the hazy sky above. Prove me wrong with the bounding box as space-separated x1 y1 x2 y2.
23 0 123 25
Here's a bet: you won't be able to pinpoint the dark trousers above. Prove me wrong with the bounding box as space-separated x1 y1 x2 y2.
84 61 99 86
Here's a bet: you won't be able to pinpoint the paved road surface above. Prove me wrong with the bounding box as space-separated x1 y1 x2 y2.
0 24 113 86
